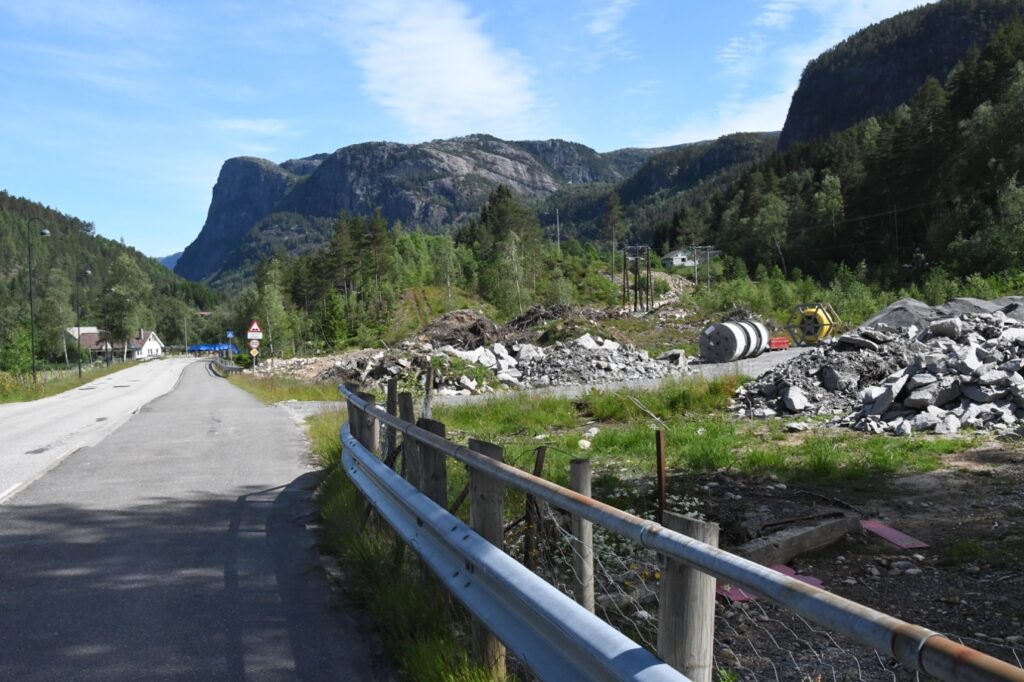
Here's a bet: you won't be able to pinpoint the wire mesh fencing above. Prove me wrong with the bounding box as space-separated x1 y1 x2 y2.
508 496 1024 681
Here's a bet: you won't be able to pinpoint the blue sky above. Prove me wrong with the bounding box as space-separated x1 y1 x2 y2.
0 0 929 258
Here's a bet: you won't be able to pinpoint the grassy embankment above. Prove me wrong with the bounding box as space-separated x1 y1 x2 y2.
229 371 975 679
0 362 139 403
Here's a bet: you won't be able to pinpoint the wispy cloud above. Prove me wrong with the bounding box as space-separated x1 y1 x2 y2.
578 0 636 69
653 0 931 144
717 34 767 79
585 0 635 37
753 0 801 29
317 0 538 140
0 0 159 37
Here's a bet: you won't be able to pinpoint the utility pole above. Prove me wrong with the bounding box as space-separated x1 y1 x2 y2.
692 240 699 289
706 246 711 291
555 208 561 258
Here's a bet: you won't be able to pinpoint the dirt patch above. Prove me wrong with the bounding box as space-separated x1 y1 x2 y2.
589 444 1024 678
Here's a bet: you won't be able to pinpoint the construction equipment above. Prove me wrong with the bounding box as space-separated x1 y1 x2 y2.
699 320 770 363
785 303 842 346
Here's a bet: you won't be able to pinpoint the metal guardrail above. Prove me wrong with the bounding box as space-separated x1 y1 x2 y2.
341 386 1024 682
342 426 687 681
209 358 243 375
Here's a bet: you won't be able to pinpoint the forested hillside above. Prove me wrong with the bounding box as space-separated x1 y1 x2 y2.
679 17 1024 288
217 186 623 356
780 0 1024 148
539 133 778 245
0 192 218 371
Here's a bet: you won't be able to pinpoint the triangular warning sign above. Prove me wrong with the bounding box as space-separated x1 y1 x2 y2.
248 320 262 334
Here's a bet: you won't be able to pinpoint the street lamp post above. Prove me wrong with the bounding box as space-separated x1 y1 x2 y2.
75 267 92 378
26 218 51 383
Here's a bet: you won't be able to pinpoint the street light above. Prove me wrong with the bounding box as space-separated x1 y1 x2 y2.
26 217 50 383
75 267 92 378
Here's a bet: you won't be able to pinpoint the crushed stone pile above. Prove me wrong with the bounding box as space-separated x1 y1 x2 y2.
735 297 1024 435
316 332 689 396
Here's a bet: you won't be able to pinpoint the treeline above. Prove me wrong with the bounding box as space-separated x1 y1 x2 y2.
659 17 1024 287
0 192 219 372
225 186 621 355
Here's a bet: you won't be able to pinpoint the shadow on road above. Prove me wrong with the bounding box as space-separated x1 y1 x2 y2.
0 473 384 681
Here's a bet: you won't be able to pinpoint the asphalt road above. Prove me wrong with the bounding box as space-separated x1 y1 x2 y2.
0 357 192 503
0 361 387 681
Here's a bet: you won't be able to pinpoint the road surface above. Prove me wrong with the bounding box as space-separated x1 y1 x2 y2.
0 361 388 681
0 357 191 503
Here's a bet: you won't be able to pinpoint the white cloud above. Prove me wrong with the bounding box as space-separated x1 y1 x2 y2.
585 0 635 37
319 0 539 140
717 34 767 79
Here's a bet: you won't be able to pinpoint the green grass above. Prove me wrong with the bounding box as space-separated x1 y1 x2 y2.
0 362 139 403
307 411 498 682
227 374 342 404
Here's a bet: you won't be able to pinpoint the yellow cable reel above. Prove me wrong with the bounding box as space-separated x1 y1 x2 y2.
785 303 840 346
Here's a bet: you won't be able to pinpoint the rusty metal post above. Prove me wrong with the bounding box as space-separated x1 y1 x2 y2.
656 430 667 523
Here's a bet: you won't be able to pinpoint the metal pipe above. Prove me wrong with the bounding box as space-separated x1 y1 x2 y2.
341 386 1024 681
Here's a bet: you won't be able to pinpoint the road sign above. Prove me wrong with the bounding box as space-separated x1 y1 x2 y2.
249 347 259 357
226 330 235 339
247 320 263 340
248 339 260 349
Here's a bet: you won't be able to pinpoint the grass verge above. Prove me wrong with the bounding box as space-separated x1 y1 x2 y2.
0 362 138 403
227 374 342 404
308 412 497 682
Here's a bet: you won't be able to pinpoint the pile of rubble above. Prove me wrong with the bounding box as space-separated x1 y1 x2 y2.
316 332 689 396
735 297 1024 435
441 333 688 391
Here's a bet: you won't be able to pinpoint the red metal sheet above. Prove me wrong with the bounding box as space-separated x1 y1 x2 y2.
718 565 825 602
860 519 929 549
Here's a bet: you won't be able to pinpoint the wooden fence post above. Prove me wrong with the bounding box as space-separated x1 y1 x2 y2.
423 366 435 419
524 446 546 571
658 512 718 682
467 439 507 676
356 391 379 455
384 378 398 461
569 459 594 612
397 392 415 479
416 418 446 508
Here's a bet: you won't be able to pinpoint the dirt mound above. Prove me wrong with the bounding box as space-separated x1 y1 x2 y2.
411 309 500 350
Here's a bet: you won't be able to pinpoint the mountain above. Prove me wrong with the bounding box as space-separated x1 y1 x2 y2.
540 132 779 242
175 135 677 285
159 252 182 270
780 0 1024 149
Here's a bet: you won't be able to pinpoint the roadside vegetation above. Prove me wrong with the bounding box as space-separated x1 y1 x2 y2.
229 366 981 680
226 373 341 404
0 361 138 403
306 412 498 682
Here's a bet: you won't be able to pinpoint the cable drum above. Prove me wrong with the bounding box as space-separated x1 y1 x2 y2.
699 320 770 363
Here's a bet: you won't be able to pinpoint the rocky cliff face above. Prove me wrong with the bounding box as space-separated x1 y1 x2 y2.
176 135 662 283
175 157 299 281
779 0 1024 149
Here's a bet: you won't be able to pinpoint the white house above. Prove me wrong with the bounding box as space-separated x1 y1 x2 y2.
661 249 698 268
131 329 165 360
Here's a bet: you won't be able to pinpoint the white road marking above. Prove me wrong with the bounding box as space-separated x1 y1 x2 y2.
0 482 23 504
